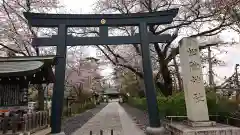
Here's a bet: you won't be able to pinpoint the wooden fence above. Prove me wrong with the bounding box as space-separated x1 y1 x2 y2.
0 111 49 135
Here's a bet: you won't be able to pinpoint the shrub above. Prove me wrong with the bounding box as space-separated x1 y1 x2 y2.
85 102 96 110
128 97 147 110
157 93 184 116
207 92 239 118
69 101 96 114
127 91 239 119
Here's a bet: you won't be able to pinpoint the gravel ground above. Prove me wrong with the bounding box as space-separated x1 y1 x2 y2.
121 104 171 135
62 103 107 135
121 103 149 133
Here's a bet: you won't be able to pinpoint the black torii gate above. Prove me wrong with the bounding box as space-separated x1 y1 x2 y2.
24 9 178 134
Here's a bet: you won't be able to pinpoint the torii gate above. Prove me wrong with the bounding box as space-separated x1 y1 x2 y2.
24 9 179 134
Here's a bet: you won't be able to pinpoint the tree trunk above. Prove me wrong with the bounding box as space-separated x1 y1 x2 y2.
156 63 173 97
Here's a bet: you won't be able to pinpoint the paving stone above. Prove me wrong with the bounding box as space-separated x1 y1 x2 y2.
72 102 123 135
62 104 107 135
71 102 145 135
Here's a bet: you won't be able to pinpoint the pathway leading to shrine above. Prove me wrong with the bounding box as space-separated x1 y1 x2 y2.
71 102 145 135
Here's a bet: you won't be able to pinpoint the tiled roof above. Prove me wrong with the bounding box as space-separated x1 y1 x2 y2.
0 61 43 76
0 56 56 84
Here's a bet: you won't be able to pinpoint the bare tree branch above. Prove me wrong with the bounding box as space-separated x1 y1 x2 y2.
0 43 27 56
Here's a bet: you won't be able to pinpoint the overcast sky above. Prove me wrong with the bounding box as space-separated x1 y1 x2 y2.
61 0 240 84
61 0 114 77
61 0 95 14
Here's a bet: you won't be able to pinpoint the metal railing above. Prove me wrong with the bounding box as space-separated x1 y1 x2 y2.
164 115 240 127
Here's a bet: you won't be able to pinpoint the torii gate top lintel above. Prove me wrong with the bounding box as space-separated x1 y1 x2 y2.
23 8 178 27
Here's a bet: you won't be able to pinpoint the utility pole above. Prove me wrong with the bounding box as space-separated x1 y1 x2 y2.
235 64 239 101
208 47 214 88
173 56 183 91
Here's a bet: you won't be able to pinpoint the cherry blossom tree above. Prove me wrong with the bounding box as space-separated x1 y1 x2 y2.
0 0 61 56
209 0 240 32
93 0 234 96
65 52 104 102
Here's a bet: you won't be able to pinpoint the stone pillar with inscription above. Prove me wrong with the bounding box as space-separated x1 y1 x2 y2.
165 37 240 135
179 37 210 124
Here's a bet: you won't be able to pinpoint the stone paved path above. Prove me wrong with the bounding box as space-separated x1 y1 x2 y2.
71 102 145 135
63 104 107 135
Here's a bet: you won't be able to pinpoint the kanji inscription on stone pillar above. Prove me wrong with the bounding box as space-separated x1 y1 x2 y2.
179 37 209 122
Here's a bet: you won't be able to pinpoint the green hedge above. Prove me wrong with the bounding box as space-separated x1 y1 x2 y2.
127 92 239 119
75 102 96 114
63 101 96 117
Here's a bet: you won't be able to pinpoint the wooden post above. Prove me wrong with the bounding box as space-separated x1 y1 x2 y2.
11 113 19 133
36 112 40 129
43 112 47 125
37 112 40 128
28 113 32 131
22 114 28 132
111 129 113 135
0 116 2 132
32 112 36 130
2 113 9 134
39 111 42 127
46 111 48 125
39 112 42 127
42 112 44 127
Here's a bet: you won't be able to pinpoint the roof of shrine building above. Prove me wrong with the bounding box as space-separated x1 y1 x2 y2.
0 56 56 84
